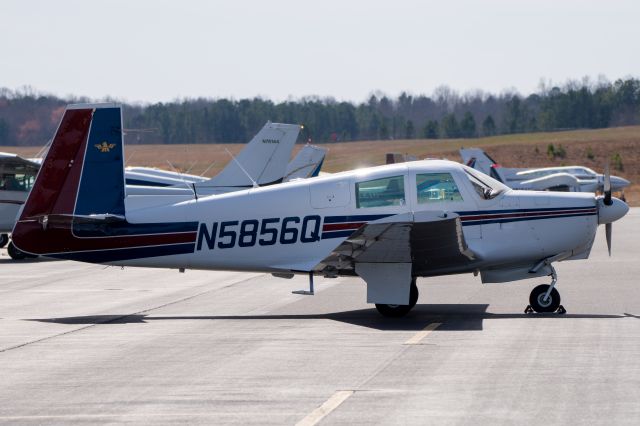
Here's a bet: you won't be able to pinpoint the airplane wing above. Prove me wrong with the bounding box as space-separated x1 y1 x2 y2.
316 211 476 277
520 172 579 191
0 152 41 170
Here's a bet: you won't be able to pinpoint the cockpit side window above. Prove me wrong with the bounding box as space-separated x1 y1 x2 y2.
416 173 463 203
356 175 405 208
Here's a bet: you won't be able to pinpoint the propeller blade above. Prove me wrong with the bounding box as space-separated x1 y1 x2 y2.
604 163 612 205
605 222 612 256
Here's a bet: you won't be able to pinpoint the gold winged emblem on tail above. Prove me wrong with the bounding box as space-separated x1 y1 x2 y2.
95 141 116 153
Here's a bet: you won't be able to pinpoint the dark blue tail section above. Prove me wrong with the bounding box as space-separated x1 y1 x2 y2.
74 107 125 217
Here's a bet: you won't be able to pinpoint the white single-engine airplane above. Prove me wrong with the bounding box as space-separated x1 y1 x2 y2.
461 148 630 194
12 104 629 316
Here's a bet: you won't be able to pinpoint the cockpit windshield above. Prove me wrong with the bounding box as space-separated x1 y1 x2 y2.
462 165 509 200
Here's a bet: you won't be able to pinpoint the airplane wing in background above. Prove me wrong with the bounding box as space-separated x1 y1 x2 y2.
519 172 583 191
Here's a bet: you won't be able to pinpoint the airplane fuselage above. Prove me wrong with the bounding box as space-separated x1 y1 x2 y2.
116 161 600 281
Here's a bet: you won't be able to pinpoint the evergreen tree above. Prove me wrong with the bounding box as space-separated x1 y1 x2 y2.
0 119 9 144
459 112 476 138
405 120 415 139
423 120 439 139
482 115 496 136
379 120 389 139
441 114 460 138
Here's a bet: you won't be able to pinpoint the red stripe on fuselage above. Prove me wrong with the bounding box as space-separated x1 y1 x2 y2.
12 220 196 255
322 222 365 231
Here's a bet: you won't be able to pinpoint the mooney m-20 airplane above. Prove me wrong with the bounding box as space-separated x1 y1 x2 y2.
12 104 628 316
461 148 630 194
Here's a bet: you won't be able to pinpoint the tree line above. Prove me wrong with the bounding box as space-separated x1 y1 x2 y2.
0 77 639 147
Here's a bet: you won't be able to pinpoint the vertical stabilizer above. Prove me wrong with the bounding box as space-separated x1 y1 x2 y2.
284 145 326 181
200 122 301 192
459 148 497 176
18 103 124 221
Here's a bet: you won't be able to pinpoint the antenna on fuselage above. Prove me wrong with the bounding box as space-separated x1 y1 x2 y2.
166 160 198 200
225 147 259 188
199 160 216 177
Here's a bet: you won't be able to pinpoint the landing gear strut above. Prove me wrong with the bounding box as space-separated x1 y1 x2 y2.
375 278 419 317
525 265 566 314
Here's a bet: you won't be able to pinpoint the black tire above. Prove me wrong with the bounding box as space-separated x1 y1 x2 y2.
7 241 27 260
0 234 8 249
529 284 561 313
375 279 419 317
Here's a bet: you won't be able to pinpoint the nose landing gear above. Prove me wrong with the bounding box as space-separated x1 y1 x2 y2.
525 265 566 314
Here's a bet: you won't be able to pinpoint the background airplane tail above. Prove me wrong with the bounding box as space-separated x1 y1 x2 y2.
459 148 498 176
283 144 326 182
202 122 301 190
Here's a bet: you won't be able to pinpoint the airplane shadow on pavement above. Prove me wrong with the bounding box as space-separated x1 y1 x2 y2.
27 304 626 331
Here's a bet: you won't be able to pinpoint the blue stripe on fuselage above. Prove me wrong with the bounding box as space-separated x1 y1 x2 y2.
125 178 173 187
457 206 595 216
50 243 195 263
72 220 199 237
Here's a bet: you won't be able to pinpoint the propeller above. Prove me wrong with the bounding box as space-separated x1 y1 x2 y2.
603 163 612 255
603 163 612 206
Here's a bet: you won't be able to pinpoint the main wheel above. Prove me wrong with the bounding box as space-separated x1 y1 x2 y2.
7 241 27 260
0 234 8 248
375 279 419 317
529 284 561 313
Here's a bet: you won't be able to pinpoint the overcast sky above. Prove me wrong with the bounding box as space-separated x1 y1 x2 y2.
1 0 638 103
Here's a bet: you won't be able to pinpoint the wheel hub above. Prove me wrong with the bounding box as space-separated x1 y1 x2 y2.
537 293 552 308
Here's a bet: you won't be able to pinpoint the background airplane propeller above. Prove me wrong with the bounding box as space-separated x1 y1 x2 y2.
603 163 612 256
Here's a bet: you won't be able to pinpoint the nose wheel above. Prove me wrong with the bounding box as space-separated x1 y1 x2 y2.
525 265 566 314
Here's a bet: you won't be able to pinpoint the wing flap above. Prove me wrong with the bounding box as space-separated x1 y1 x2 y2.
317 211 477 276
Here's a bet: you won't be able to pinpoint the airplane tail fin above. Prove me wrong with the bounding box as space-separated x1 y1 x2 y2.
283 144 326 182
459 148 498 176
202 122 301 191
13 103 125 251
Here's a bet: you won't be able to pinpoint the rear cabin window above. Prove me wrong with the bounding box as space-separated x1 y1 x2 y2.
416 173 463 203
356 176 405 208
0 173 36 192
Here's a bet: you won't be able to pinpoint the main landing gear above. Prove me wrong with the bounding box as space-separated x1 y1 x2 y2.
525 266 566 314
375 278 419 317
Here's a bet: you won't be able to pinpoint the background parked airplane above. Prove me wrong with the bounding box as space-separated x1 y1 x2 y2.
0 152 40 249
460 147 630 195
12 104 629 317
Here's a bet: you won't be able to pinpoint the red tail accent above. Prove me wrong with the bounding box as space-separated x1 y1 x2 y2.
20 108 93 220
